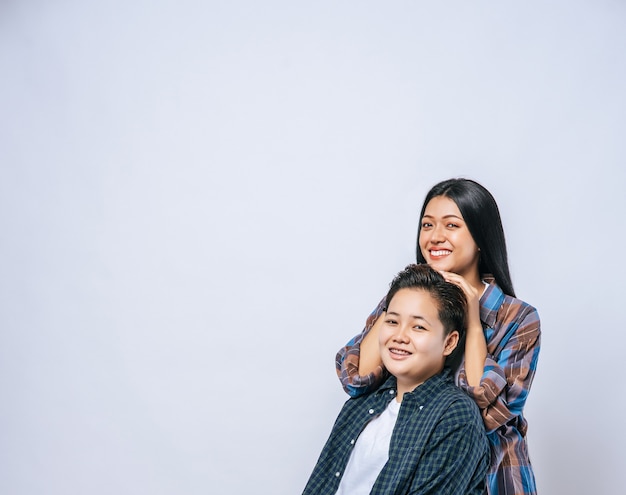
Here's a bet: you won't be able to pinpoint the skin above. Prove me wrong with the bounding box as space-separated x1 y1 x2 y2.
359 196 488 387
379 288 459 401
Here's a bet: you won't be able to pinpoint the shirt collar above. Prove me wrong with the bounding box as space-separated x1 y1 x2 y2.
376 368 454 400
480 274 505 329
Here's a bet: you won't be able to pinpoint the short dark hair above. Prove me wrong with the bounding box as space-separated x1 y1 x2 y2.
385 264 467 370
415 178 515 297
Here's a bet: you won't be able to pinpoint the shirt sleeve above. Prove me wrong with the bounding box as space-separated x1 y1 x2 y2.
335 297 388 397
457 304 541 433
407 405 489 495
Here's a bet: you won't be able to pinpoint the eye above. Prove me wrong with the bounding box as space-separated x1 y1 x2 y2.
446 222 459 228
421 221 433 229
385 318 398 325
412 325 426 331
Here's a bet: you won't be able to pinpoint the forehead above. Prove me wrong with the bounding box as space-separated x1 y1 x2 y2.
388 288 441 317
423 196 463 218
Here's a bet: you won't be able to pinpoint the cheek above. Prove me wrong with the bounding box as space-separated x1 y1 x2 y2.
414 337 443 354
410 335 430 351
460 234 478 252
378 328 391 347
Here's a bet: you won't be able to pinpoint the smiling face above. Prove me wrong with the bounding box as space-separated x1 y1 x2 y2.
379 288 459 398
419 196 481 280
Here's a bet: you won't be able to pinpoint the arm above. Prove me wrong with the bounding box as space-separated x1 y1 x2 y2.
335 297 388 397
458 304 541 433
357 314 385 376
460 300 488 387
438 271 486 386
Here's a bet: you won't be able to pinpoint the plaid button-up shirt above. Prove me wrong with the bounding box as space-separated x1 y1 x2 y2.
303 370 489 495
336 277 541 495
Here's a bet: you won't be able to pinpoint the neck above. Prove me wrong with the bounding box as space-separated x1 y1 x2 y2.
465 270 484 295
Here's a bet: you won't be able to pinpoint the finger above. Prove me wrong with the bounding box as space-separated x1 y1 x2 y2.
439 271 465 286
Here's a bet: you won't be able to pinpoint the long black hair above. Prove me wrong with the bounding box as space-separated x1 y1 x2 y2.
415 178 516 297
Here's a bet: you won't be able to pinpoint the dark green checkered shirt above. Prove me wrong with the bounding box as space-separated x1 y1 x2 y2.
303 369 489 494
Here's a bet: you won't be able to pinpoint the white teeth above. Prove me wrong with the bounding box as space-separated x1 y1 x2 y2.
390 348 410 355
431 250 451 256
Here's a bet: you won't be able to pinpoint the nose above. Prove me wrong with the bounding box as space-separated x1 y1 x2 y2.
392 325 410 343
429 223 446 244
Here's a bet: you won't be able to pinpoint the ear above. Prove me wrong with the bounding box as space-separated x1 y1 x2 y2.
442 330 459 357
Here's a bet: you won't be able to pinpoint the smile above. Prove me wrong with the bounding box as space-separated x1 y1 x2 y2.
389 348 412 356
430 249 451 257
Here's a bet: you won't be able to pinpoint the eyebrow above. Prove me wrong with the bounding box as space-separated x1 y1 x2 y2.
422 214 463 220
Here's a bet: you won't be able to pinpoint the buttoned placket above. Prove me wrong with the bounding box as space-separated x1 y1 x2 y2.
338 387 398 484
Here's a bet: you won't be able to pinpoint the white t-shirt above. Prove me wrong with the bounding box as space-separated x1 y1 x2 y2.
335 397 401 495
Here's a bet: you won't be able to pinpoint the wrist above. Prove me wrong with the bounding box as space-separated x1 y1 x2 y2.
466 323 483 335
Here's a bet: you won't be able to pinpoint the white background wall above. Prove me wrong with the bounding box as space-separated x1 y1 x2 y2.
1 1 625 494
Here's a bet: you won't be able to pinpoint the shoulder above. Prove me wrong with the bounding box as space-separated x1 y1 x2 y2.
421 376 482 424
442 384 482 421
482 280 541 335
500 292 541 339
418 384 485 441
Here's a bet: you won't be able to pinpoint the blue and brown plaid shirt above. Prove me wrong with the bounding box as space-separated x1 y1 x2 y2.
336 277 541 495
303 369 489 495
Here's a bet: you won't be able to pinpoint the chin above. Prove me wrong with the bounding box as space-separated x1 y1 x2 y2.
428 260 453 271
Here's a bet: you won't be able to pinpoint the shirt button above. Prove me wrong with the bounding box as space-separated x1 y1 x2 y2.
350 439 355 445
389 390 395 394
335 472 341 478
368 409 375 414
